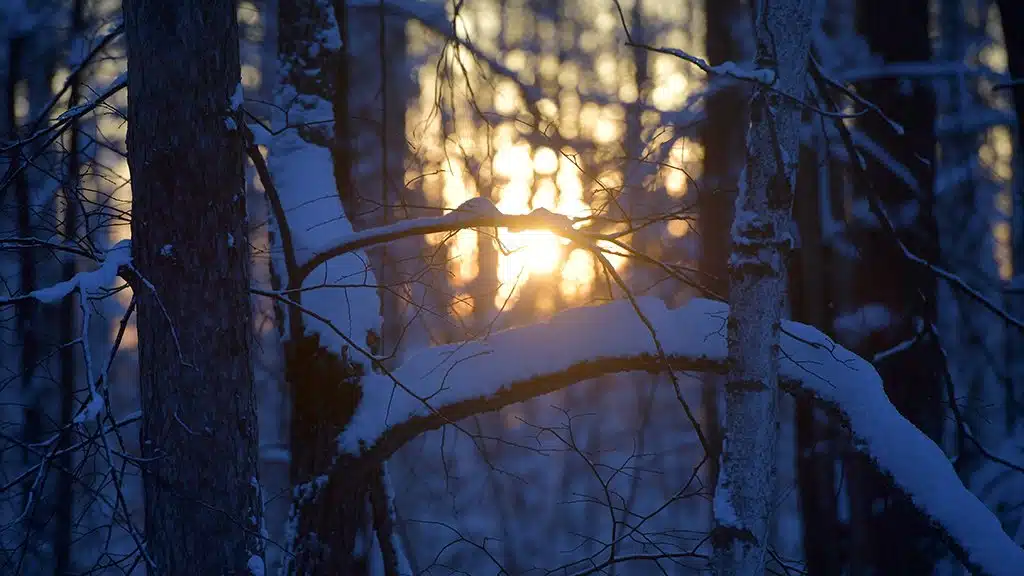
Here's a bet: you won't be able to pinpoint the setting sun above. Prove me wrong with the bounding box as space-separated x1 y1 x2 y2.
499 229 565 276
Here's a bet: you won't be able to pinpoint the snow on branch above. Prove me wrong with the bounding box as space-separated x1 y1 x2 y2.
623 42 775 85
0 239 131 306
0 239 132 424
296 198 575 282
346 297 1024 575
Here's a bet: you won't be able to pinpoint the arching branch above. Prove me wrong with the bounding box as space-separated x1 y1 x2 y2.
340 296 1022 576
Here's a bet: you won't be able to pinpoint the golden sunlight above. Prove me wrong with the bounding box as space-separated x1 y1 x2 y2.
404 0 703 316
982 126 1015 280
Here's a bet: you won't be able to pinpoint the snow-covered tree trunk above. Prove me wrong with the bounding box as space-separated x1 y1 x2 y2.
700 0 749 533
270 1 386 574
711 0 813 573
124 0 263 573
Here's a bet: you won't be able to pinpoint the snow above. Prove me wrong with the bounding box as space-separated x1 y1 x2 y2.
371 463 413 575
20 239 130 304
230 83 245 111
305 197 571 273
246 123 274 147
268 93 381 361
339 296 1024 573
832 303 893 346
247 554 265 576
713 462 740 528
338 297 725 452
73 392 104 424
778 321 1024 575
710 60 776 84
0 241 134 425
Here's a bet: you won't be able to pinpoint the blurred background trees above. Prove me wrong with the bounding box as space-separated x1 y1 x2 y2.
1 0 1022 574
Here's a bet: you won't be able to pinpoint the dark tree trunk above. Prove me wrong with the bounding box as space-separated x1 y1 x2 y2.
55 3 86 573
346 2 409 359
998 0 1024 152
997 0 1024 417
8 35 44 542
124 0 263 573
848 0 945 572
790 142 846 573
700 0 747 299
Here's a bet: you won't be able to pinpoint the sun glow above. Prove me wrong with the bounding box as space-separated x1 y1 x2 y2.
405 0 702 318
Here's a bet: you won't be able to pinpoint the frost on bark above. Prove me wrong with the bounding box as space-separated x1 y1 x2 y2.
710 0 813 574
124 0 263 573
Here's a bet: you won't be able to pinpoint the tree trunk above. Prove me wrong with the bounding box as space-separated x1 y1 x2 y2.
790 3 854 571
846 0 944 572
998 0 1024 152
124 0 263 573
996 0 1024 427
345 2 409 363
8 32 46 551
55 2 85 573
711 0 813 574
700 0 749 531
791 142 845 573
273 1 383 573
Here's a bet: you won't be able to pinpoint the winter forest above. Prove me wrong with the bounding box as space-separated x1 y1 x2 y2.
1 0 1023 574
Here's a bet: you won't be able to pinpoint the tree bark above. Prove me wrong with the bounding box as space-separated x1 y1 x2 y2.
791 142 844 572
55 1 85 572
997 0 1024 153
700 0 749 528
8 32 46 549
996 0 1024 428
124 0 263 573
711 0 813 574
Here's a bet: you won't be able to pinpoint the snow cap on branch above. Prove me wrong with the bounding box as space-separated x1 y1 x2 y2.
340 296 1024 574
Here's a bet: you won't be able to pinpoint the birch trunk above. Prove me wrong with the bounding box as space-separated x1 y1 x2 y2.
711 1 813 573
701 0 750 537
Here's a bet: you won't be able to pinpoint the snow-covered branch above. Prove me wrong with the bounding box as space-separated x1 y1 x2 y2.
295 198 576 283
345 297 1024 575
622 41 775 85
0 239 130 307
